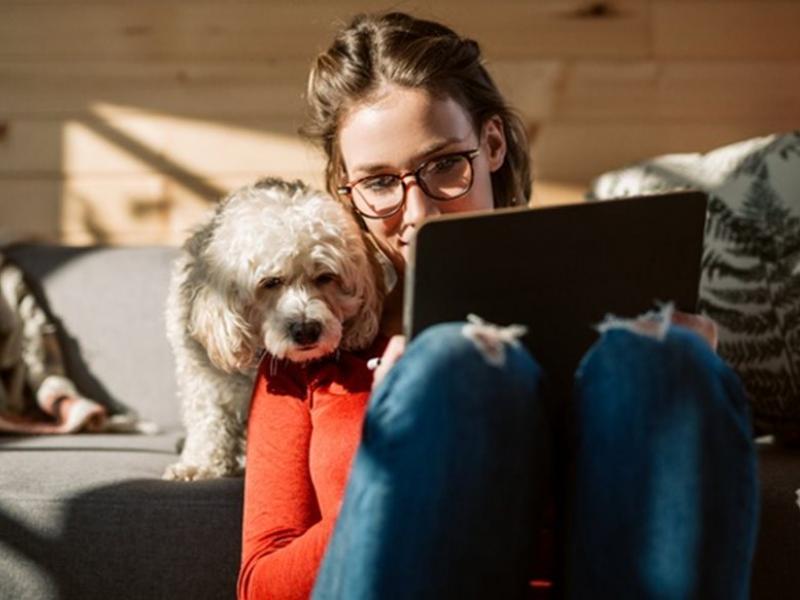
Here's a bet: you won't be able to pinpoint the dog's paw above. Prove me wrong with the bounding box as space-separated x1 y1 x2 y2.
162 461 232 481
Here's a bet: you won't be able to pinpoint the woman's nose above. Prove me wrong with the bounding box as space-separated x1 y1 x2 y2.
401 176 440 226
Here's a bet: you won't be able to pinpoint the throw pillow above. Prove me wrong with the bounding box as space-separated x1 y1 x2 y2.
588 131 800 439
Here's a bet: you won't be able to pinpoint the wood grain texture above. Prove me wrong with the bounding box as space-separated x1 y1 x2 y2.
653 1 800 59
533 119 798 182
0 61 311 118
1 0 798 244
0 1 649 61
556 61 800 120
0 115 323 177
0 181 62 243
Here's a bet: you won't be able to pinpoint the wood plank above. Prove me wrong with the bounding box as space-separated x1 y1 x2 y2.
0 2 323 61
436 0 650 59
0 1 649 61
0 114 324 177
653 1 800 59
0 61 310 118
0 119 66 177
0 176 173 245
61 176 171 245
0 56 565 121
0 115 167 176
557 61 800 120
530 180 588 208
0 170 589 246
0 169 584 246
0 181 62 243
166 170 326 244
533 119 800 183
7 2 795 63
487 60 563 121
0 171 328 246
162 116 326 176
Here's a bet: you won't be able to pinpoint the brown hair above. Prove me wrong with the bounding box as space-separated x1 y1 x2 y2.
300 12 532 208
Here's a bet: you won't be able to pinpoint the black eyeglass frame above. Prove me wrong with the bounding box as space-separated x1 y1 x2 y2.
337 148 481 219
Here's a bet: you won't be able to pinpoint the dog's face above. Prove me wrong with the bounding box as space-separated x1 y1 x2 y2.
190 179 382 371
249 230 366 362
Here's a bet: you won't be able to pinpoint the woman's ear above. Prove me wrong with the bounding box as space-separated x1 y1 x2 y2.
482 114 507 173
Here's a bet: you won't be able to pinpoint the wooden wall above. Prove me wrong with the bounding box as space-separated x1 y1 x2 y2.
1 0 798 245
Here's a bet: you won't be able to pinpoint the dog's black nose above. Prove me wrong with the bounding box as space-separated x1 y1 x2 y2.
290 321 322 345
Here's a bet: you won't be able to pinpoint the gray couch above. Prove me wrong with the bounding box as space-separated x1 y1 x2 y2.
0 244 242 600
1 243 799 599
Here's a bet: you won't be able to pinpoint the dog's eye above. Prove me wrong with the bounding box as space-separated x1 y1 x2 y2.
315 273 337 286
259 277 283 290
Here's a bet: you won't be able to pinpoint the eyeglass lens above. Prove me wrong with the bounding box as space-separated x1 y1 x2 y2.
353 154 473 217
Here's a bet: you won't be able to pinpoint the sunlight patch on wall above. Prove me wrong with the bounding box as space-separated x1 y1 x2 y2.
59 102 326 245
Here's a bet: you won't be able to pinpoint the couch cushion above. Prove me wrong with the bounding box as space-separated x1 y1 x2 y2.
0 433 243 600
588 132 800 438
751 440 800 599
3 244 181 427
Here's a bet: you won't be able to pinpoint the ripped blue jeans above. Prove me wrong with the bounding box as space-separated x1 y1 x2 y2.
310 318 759 599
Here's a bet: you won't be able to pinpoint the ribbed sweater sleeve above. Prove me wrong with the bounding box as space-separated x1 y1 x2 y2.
237 345 381 600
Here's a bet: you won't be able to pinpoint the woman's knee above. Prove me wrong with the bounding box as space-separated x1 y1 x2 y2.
366 321 547 440
574 323 750 430
405 320 543 395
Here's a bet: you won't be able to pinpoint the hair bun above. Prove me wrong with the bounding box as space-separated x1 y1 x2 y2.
462 38 481 59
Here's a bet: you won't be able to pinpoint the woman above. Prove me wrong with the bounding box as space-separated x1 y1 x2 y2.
238 12 759 600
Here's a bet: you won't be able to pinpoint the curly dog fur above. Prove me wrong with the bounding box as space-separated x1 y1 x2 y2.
163 177 383 481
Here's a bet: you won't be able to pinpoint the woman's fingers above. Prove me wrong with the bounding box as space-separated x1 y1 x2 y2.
671 310 719 351
366 312 718 393
372 335 406 389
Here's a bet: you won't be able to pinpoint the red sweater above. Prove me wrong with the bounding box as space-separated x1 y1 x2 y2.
237 338 554 600
237 338 386 600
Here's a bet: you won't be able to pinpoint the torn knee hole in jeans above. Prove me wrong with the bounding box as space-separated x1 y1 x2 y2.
461 314 527 367
461 303 677 367
596 302 675 341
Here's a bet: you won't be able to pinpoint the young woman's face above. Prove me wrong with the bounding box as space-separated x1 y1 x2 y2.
337 85 507 275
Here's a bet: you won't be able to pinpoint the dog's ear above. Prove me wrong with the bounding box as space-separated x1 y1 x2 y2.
188 284 256 373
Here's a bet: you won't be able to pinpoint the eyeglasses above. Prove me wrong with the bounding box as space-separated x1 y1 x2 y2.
337 149 480 219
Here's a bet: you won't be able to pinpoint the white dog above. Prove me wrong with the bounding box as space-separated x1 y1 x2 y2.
163 178 384 481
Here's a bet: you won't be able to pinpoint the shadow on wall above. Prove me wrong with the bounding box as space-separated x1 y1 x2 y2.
63 114 228 245
80 115 227 204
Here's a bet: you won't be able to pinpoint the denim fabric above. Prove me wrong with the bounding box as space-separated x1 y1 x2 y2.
311 322 759 600
565 326 759 599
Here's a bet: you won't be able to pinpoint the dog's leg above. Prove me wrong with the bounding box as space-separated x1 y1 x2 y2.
163 351 251 481
163 255 252 481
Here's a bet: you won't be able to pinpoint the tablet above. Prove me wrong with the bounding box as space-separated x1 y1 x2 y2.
403 191 708 388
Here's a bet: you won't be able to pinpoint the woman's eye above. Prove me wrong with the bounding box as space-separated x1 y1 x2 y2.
363 175 398 194
259 277 283 290
430 156 459 173
315 273 337 285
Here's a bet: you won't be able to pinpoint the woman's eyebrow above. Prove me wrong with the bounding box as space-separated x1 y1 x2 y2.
351 136 468 177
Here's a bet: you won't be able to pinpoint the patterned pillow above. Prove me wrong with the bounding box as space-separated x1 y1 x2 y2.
588 131 800 439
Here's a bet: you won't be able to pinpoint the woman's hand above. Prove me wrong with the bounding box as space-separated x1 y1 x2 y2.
369 311 718 393
372 335 406 390
670 310 719 351
629 309 718 350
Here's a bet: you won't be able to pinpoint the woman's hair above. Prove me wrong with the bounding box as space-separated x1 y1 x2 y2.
300 11 531 208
